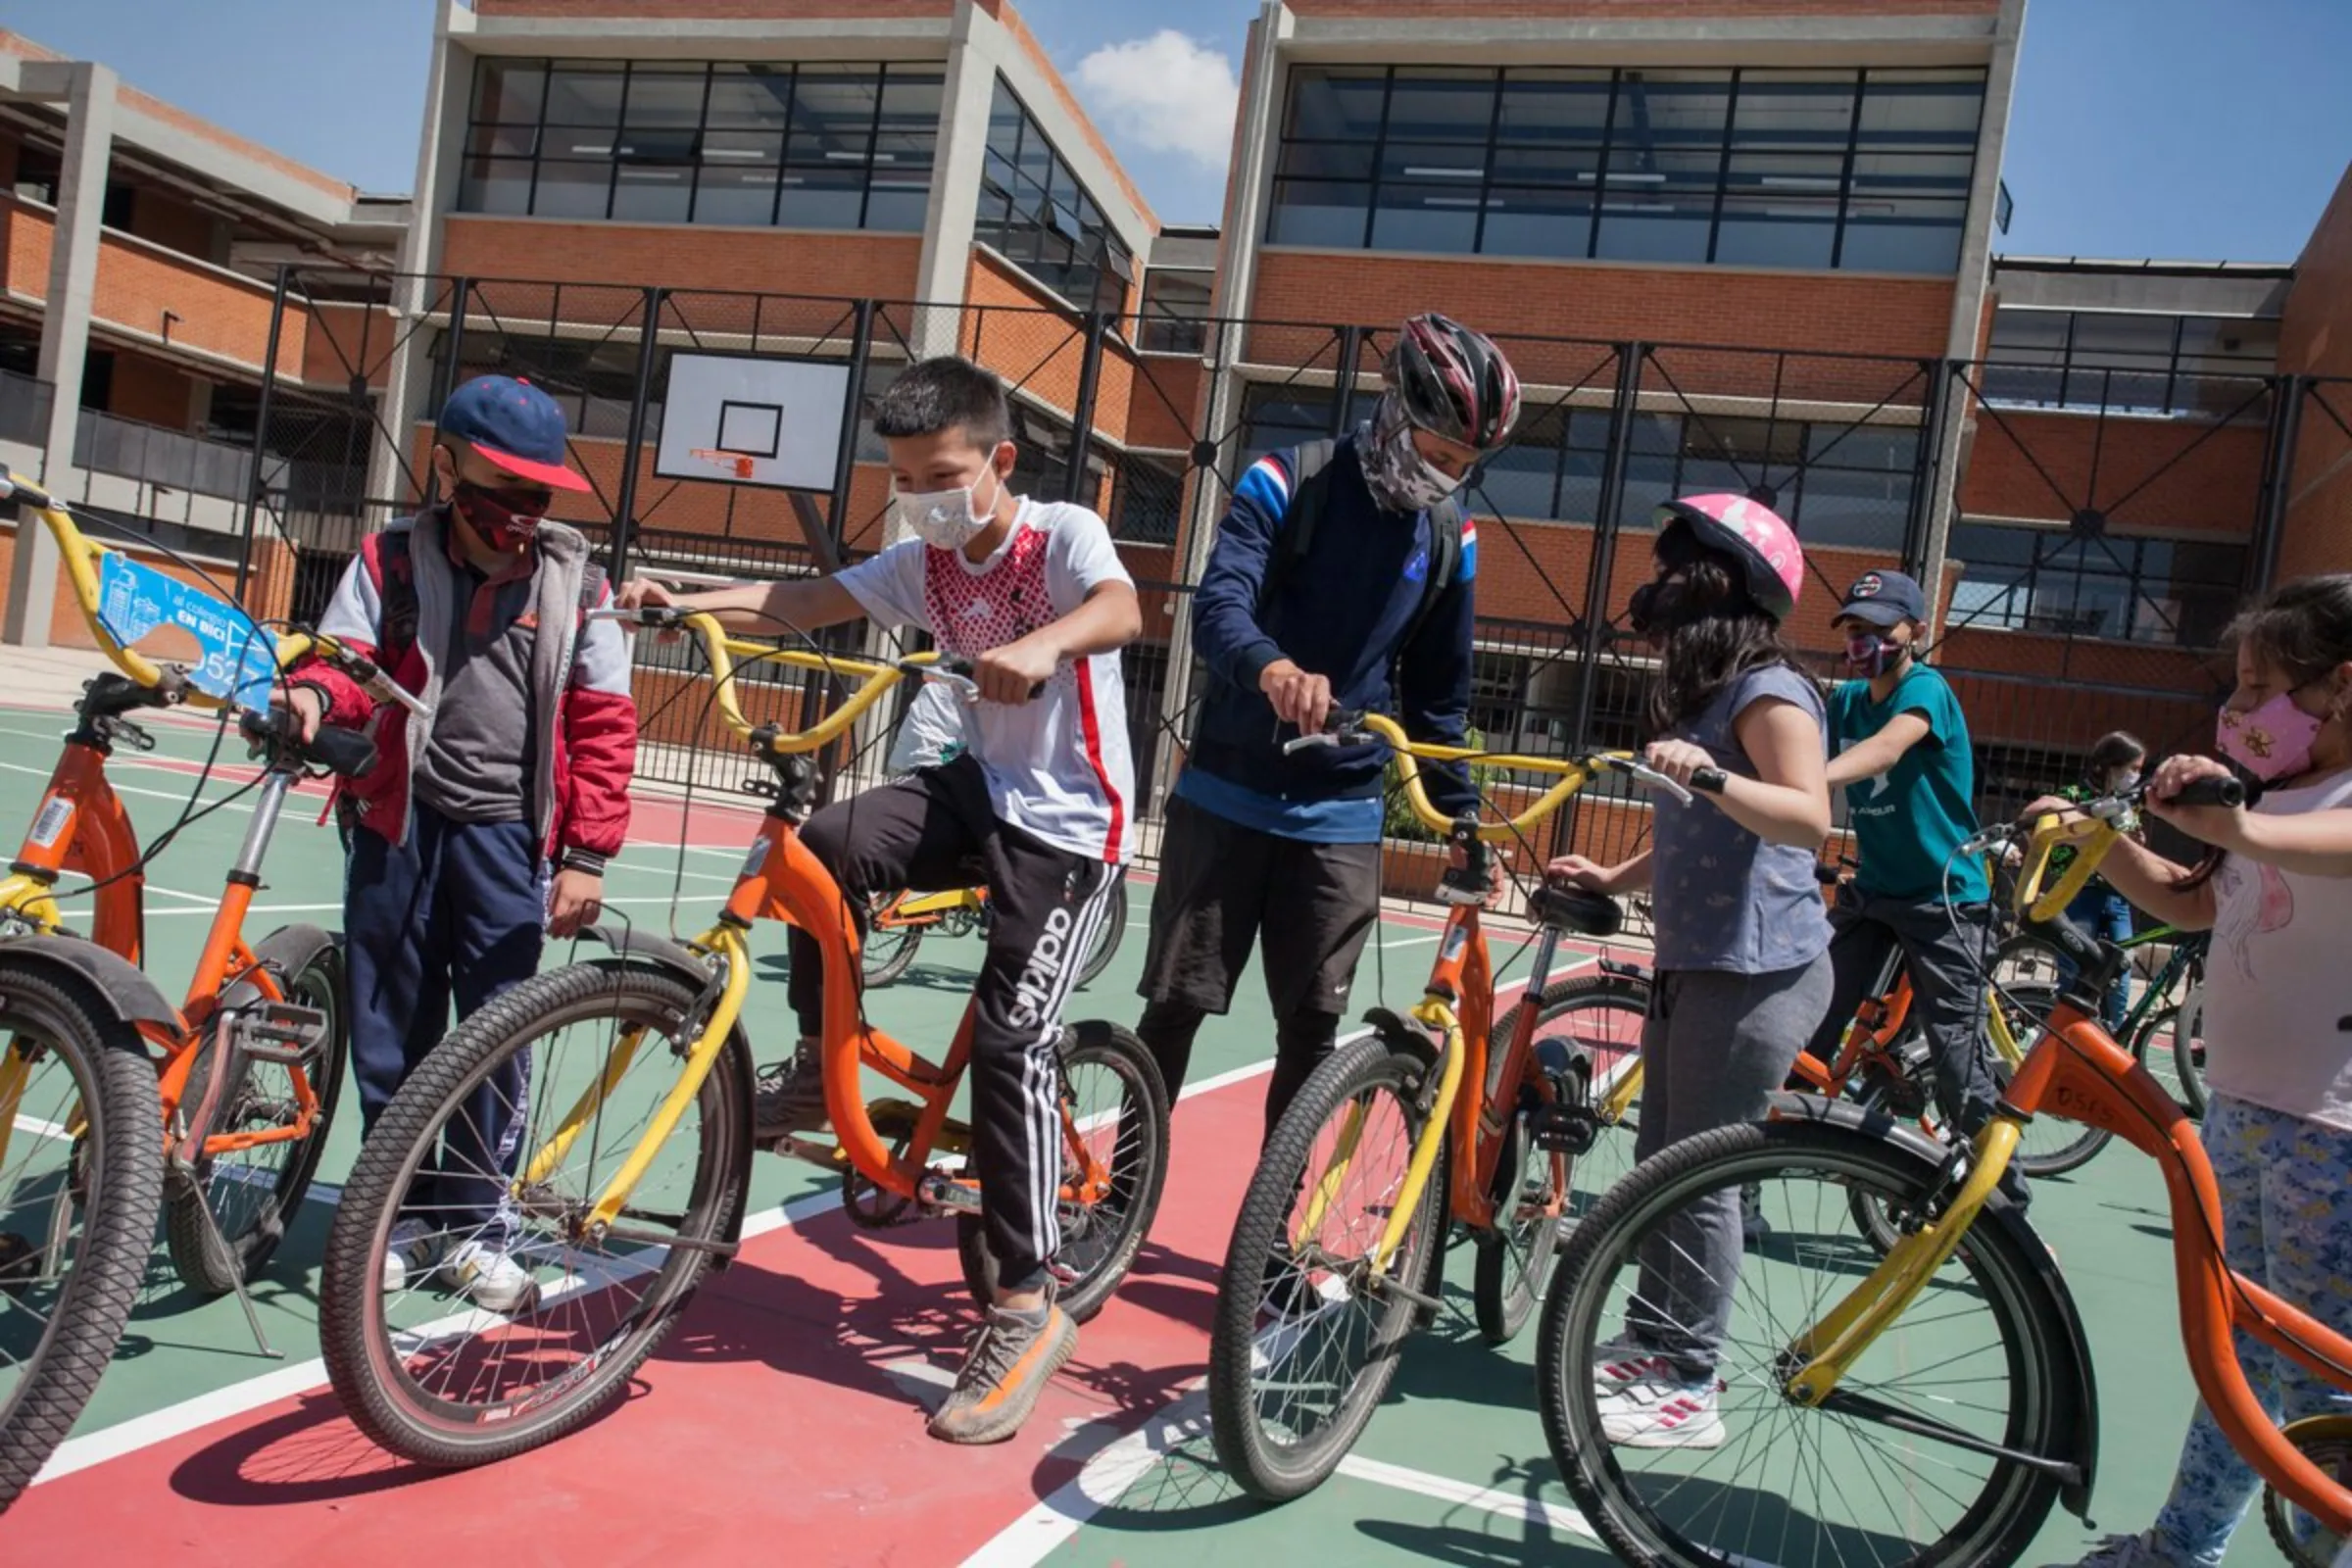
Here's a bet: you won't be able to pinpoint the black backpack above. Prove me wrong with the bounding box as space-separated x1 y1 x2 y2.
1253 437 1466 660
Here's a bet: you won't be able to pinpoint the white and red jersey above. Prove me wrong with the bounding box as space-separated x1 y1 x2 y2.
835 499 1135 864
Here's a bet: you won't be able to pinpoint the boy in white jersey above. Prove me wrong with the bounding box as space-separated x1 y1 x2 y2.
613 357 1140 1444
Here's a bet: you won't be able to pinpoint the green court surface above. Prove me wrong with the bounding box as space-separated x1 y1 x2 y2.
0 698 2280 1565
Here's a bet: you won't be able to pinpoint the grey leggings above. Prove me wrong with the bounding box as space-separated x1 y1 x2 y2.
1627 955 1836 1378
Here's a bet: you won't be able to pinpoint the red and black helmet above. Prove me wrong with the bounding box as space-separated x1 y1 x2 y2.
1384 314 1523 454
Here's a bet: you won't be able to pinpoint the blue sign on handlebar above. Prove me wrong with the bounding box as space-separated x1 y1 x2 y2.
95 551 277 709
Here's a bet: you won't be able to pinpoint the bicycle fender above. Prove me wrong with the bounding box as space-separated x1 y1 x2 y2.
1360 1006 1440 1071
1765 1090 2101 1519
0 931 184 1035
219 923 338 1009
576 924 756 1261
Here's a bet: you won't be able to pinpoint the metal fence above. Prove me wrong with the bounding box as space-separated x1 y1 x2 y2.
226 264 2287 907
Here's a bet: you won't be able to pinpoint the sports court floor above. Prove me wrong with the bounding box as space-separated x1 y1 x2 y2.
0 696 2270 1565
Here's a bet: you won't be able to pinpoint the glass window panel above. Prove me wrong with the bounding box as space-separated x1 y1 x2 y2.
701 128 782 170
1724 149 1846 194
1791 466 1910 550
1048 156 1081 215
2175 315 2277 373
1837 197 1965 272
529 160 613 219
1855 71 1984 145
473 61 547 126
1951 522 2038 566
1371 184 1481 253
1281 140 1376 180
874 129 936 173
624 67 708 128
789 67 881 160
1989 309 2069 359
1287 69 1389 143
1491 144 1599 185
1609 71 1732 146
1594 188 1716 264
988 79 1024 153
1384 70 1496 142
693 163 780 225
1381 139 1487 183
1479 185 1594 259
1479 407 1563 517
707 64 793 130
611 165 693 222
1714 193 1837 267
878 73 944 130
1557 447 1605 523
615 128 697 165
1848 150 1975 195
1496 70 1612 144
863 182 929 231
459 156 534 215
544 124 623 160
1269 180 1372 246
543 62 626 126
777 165 866 229
1805 421 1917 471
466 123 541 159
1616 453 1680 528
1729 72 1857 147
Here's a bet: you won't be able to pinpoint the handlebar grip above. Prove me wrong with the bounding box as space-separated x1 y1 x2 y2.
2171 776 2247 809
1690 766 1728 795
924 657 1045 700
0 472 53 510
304 726 378 780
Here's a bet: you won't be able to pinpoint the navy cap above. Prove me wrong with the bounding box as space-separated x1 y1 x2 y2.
1836 569 1927 629
437 375 589 492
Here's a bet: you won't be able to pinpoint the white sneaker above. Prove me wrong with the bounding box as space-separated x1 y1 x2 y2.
2046 1533 2186 1568
1598 1368 1726 1449
444 1239 539 1313
381 1218 440 1293
1593 1337 1674 1393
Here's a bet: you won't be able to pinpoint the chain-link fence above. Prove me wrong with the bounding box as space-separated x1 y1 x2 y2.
229 264 2289 912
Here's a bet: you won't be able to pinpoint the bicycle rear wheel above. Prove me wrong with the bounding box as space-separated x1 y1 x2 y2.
860 897 924 988
0 958 165 1513
1074 890 1126 991
1473 971 1648 1345
2135 985 2207 1119
167 927 348 1293
1207 1035 1446 1502
1538 1117 2084 1568
319 959 749 1468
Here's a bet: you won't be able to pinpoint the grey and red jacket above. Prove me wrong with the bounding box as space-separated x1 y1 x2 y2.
295 508 637 871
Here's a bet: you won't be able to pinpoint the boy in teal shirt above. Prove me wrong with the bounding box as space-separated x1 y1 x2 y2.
1802 570 2008 1151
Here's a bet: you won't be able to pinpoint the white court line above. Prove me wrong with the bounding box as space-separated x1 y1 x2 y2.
29 947 1579 1489
141 894 719 919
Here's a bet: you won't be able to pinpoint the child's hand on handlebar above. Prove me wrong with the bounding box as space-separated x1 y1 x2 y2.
1642 739 1715 788
974 635 1058 705
1545 855 1620 896
283 685 325 744
612 577 676 614
1259 659 1334 734
2145 754 2243 843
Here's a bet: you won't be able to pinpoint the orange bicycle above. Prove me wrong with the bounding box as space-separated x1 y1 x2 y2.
861 877 1124 991
316 606 1169 1467
1534 771 2352 1568
0 472 407 1508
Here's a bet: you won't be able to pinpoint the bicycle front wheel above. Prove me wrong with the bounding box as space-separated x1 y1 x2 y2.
1473 970 1649 1345
2135 985 2207 1119
1538 1116 2085 1568
0 958 165 1513
319 959 749 1468
1207 1035 1446 1502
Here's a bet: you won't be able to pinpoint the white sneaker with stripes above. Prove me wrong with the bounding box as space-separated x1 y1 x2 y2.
1597 1364 1726 1449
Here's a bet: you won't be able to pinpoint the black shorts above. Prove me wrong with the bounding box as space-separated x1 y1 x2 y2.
1137 793 1382 1023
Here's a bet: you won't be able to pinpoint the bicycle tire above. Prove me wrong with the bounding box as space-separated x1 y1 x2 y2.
1472 972 1649 1346
319 959 747 1468
1206 1035 1446 1503
955 1020 1169 1324
1538 1116 2083 1568
1073 889 1126 992
2262 1416 2352 1568
0 958 166 1513
1995 983 2114 1179
166 928 348 1293
2160 982 2208 1119
860 899 923 989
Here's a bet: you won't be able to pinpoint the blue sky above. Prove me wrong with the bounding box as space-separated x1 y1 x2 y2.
6 0 2347 261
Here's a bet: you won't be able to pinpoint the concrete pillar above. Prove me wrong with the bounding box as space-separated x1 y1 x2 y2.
1918 0 2028 614
5 61 114 647
907 2 999 359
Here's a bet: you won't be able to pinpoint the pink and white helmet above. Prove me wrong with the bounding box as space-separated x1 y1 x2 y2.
1654 493 1805 622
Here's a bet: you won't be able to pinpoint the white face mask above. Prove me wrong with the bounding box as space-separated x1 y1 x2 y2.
2111 767 2142 794
894 465 1003 551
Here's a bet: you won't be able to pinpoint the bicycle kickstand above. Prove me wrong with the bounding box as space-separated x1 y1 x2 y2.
164 1158 282 1359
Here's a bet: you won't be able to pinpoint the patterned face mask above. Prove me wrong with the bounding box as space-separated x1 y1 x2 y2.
2216 685 2328 782
895 465 1004 551
1361 394 1466 514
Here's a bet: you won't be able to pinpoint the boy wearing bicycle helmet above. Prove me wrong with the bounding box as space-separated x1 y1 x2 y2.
1807 571 2008 1150
1547 495 1833 1449
613 356 1140 1446
1138 314 1520 1136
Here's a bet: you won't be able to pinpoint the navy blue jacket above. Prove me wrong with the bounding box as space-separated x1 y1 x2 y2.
1187 433 1479 818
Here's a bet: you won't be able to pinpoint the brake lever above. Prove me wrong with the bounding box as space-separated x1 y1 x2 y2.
1602 757 1694 807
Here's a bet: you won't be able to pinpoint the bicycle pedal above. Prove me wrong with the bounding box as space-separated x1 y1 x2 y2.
234 1002 327 1063
1531 1102 1599 1157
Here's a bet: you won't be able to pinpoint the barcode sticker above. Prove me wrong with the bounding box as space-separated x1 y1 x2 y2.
28 797 72 850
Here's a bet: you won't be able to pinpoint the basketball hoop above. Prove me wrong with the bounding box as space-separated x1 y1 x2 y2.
690 447 757 481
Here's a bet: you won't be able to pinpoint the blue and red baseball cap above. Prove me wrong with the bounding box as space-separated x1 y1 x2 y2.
1836 568 1928 629
437 374 590 492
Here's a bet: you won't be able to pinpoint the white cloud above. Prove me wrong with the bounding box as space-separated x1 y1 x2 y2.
1073 30 1240 173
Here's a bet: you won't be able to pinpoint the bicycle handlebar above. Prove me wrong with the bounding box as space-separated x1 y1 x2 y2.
1281 709 1705 843
588 605 903 756
1967 775 2246 925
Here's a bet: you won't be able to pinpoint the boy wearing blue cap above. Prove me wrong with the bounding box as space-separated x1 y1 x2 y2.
1804 569 2009 1154
286 375 639 1308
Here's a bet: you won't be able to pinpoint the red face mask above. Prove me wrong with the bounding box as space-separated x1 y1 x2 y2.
451 480 553 552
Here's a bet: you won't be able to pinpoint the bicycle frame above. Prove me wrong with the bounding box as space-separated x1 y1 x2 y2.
1776 801 2352 1537
872 886 987 930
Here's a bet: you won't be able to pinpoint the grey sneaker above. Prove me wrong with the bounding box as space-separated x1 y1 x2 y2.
925 1299 1078 1445
2045 1533 2188 1568
754 1048 828 1140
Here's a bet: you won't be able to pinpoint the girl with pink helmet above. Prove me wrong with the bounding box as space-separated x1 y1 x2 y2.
1546 491 1833 1450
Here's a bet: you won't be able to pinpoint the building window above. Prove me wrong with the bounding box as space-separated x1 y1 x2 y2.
420 329 671 443
456 58 941 231
1106 452 1184 544
1981 309 2278 417
975 79 1136 310
1269 66 1984 275
1137 270 1213 355
1947 521 2244 648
